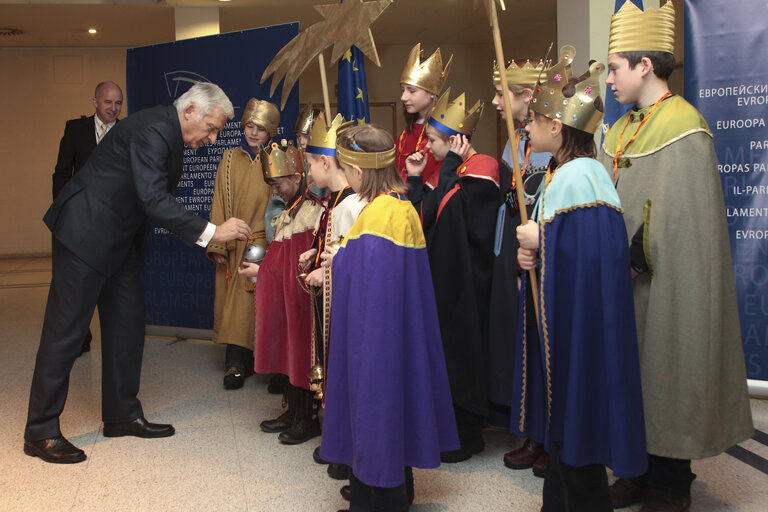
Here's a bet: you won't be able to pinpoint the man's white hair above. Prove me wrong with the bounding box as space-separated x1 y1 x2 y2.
174 82 234 121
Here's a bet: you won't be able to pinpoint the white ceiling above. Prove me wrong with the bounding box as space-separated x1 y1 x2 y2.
0 0 557 50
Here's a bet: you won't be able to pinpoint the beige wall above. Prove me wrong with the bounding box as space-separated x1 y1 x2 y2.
0 42 512 258
0 48 127 257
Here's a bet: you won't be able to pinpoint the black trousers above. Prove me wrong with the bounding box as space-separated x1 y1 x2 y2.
541 442 613 512
645 454 695 498
350 468 414 512
25 238 146 441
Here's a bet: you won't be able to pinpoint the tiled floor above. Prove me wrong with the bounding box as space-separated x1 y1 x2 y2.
1 257 767 511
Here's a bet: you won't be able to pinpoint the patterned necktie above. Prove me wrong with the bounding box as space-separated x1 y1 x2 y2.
97 123 106 144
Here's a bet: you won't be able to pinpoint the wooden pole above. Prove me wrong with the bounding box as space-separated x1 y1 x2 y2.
488 0 540 322
317 52 332 128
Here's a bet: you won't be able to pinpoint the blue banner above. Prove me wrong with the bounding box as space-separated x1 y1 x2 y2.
126 24 299 331
684 0 768 380
338 45 371 125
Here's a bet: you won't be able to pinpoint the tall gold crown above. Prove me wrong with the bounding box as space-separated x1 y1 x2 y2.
242 99 281 138
260 140 305 179
400 43 453 96
493 59 549 87
428 88 484 138
295 104 321 135
530 45 605 134
305 112 346 157
608 0 675 54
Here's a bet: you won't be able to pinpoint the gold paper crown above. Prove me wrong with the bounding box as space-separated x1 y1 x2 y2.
608 0 675 55
305 112 346 157
335 124 395 170
242 99 281 138
428 88 484 138
260 140 305 179
400 43 453 96
295 104 321 135
493 59 549 86
530 45 605 134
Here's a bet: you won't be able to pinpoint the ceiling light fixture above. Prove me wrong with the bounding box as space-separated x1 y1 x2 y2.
88 28 97 34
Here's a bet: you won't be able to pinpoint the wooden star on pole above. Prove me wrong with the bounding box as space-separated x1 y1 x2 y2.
261 0 392 108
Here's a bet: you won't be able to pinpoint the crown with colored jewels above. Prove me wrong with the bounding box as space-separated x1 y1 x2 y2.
295 104 321 135
260 139 305 179
305 112 346 157
530 45 605 134
608 0 675 55
242 99 281 138
428 88 484 138
493 59 549 87
400 43 453 96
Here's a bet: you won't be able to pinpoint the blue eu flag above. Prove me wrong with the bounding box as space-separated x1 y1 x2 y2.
603 0 643 133
338 45 370 125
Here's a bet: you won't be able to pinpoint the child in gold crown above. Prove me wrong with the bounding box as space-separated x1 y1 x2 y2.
238 140 324 446
297 112 366 482
514 46 646 511
207 98 276 391
319 124 459 511
406 89 501 463
488 57 553 478
600 2 753 511
396 43 453 189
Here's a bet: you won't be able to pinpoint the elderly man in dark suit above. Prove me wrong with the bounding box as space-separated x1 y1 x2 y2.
51 81 124 354
24 82 252 464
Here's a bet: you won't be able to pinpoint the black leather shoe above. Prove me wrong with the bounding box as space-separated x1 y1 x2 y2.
328 463 350 480
340 484 352 502
103 417 175 438
313 445 329 464
24 436 86 464
223 366 246 390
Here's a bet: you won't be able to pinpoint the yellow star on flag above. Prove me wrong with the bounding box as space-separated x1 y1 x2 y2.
343 49 353 63
356 88 364 100
357 117 367 125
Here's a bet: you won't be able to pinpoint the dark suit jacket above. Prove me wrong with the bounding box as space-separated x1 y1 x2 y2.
44 105 207 277
52 115 98 199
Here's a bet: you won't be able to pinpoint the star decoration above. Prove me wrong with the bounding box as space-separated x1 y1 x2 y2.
261 0 392 108
356 88 364 100
357 117 367 125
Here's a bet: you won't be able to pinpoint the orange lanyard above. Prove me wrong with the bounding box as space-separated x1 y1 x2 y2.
330 185 350 210
458 153 479 174
397 123 426 157
613 91 672 179
544 160 564 188
285 193 303 214
313 186 351 267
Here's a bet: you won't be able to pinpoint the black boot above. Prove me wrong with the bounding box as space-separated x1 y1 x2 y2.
278 386 321 444
267 373 289 394
260 384 295 433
